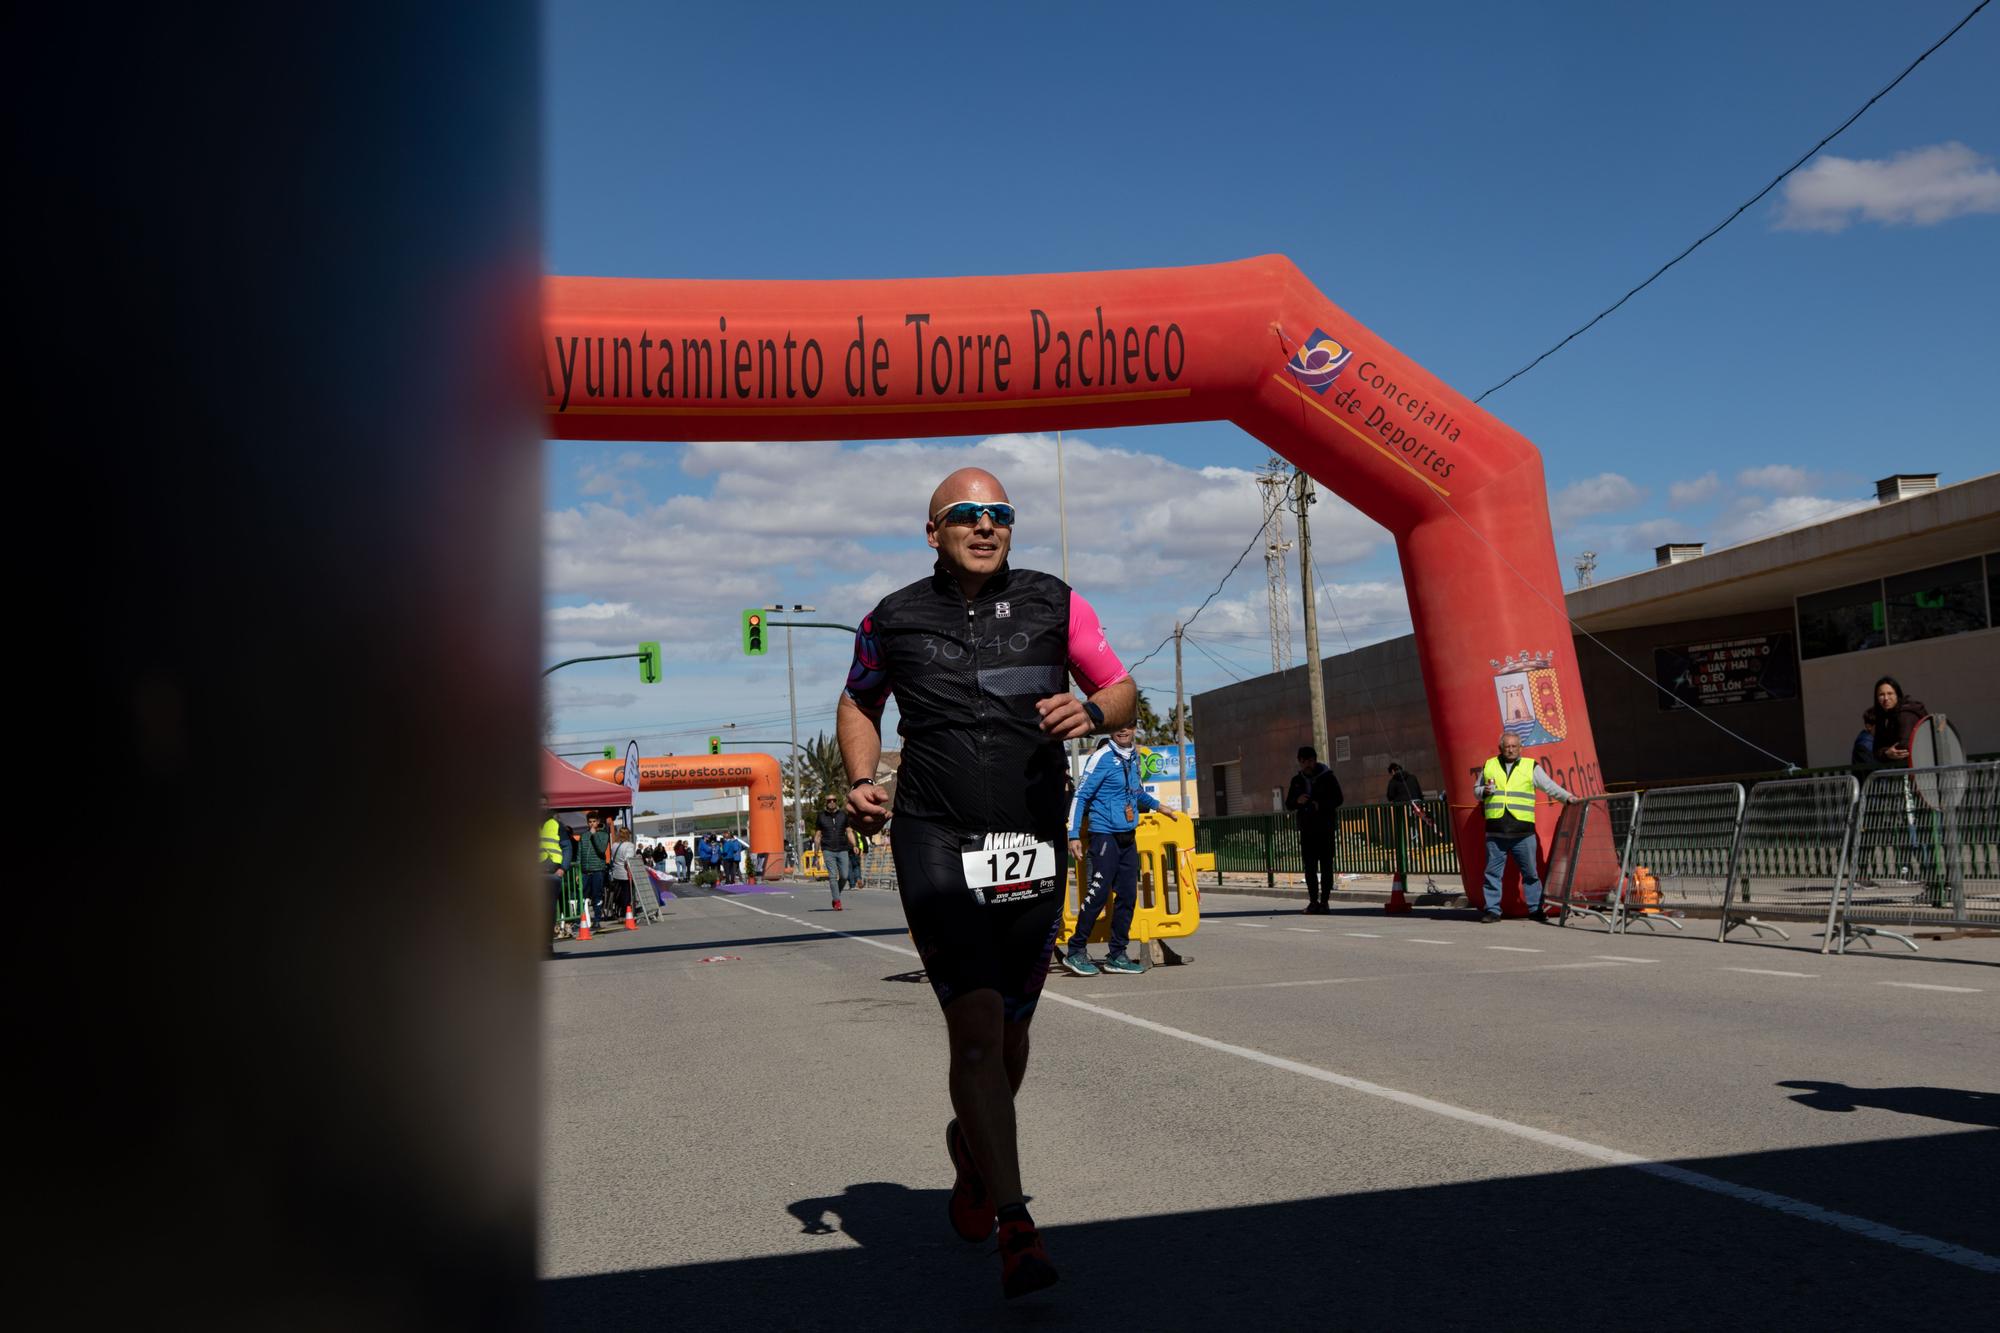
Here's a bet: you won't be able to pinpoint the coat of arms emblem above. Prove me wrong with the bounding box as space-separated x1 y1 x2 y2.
1491 649 1567 746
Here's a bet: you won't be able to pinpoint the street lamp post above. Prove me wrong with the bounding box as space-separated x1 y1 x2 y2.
765 602 816 871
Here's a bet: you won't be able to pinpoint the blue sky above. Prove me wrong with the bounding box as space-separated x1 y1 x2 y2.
541 1 1998 790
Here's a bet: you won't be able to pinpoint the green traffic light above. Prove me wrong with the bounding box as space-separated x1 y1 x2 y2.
638 641 662 684
741 609 768 656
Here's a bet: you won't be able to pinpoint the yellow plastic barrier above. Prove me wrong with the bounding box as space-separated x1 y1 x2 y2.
799 849 827 879
1062 810 1211 948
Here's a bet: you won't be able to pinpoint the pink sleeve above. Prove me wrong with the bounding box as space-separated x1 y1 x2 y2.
1067 591 1128 695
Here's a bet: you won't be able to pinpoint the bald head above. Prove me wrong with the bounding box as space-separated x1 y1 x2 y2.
928 467 1009 518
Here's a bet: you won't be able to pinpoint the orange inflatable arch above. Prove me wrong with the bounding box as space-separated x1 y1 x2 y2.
549 256 1600 909
582 754 785 865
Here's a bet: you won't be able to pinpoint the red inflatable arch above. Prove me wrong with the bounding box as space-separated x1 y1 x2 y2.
546 256 1600 910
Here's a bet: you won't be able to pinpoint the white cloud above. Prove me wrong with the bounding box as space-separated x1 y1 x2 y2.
1711 494 1872 548
1551 472 1643 526
1776 141 2000 232
1735 464 1814 496
549 686 639 710
1669 472 1719 506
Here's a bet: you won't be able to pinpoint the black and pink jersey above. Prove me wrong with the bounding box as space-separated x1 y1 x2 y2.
846 562 1127 839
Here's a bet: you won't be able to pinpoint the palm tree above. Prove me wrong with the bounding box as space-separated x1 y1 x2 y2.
785 731 849 808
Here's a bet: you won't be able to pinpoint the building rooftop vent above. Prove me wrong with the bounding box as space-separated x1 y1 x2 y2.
1876 473 1939 503
1654 542 1706 567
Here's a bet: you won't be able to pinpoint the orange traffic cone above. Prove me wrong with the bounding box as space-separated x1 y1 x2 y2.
623 902 639 931
1384 874 1413 915
577 899 593 941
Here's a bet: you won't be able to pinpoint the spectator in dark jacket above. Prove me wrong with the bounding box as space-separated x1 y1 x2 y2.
1384 763 1424 804
1864 676 1925 766
1287 746 1344 914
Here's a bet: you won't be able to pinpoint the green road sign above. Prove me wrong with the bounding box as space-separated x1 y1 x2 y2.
708 736 722 755
638 641 662 683
742 609 768 656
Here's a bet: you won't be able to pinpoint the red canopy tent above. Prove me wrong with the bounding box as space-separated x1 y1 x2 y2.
541 749 632 811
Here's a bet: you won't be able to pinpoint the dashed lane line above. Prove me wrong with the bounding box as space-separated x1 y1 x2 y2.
1879 981 1983 994
703 894 2000 1276
1083 961 1628 999
1344 932 1383 938
1723 967 1818 978
1405 938 1455 945
1596 955 1660 963
1285 927 1323 933
1486 946 1542 953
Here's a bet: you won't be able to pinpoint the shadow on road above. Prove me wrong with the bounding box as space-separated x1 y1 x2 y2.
549 928 908 963
543 1133 1998 1330
1778 1080 2000 1129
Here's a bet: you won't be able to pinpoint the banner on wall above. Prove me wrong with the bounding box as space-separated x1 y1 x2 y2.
1652 633 1799 710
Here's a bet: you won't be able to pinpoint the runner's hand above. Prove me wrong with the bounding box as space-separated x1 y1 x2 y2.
1068 838 1083 861
1035 693 1094 739
847 781 891 834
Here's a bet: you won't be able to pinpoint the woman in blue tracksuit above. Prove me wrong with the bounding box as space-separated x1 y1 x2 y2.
1061 724 1161 977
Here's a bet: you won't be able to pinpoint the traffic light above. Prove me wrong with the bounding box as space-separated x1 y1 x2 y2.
742 609 768 656
708 735 722 755
602 745 616 759
638 641 662 684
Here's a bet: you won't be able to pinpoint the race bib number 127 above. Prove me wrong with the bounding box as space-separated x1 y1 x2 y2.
960 832 1058 906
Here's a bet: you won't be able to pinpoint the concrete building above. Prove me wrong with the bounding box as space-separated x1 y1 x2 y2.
1195 471 1999 810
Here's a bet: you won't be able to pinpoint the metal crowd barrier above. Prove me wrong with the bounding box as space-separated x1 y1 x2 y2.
1827 762 2000 953
1193 798 1460 886
1547 793 1638 928
1614 783 1746 933
1717 774 1858 944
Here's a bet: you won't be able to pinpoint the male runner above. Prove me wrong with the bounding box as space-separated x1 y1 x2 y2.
840 467 1134 1300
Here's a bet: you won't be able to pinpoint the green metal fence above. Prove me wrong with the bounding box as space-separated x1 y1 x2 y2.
1194 798 1460 885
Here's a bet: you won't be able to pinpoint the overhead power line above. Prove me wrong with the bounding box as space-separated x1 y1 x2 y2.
1476 0 1990 402
1126 516 1273 675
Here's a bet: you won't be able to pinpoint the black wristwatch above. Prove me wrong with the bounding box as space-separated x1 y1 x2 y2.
1083 700 1105 730
849 777 877 790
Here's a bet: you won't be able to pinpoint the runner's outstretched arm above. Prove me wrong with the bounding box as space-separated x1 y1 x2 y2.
1036 677 1136 740
838 692 891 833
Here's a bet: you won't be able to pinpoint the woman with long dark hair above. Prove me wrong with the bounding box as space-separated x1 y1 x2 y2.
1863 675 1926 766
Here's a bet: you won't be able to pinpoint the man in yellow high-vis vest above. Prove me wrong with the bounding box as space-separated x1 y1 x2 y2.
541 814 567 947
1472 731 1575 923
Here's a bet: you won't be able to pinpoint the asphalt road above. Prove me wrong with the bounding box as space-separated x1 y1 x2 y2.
541 880 1999 1330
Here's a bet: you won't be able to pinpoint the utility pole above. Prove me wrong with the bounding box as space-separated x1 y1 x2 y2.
1057 429 1079 782
1173 621 1189 812
1293 472 1329 760
1256 458 1294 672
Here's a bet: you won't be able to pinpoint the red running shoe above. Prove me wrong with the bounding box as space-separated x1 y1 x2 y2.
998 1217 1059 1299
945 1119 994 1242
832 899 843 911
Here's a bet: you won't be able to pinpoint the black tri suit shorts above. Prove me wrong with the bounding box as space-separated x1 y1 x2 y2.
891 814 1068 1024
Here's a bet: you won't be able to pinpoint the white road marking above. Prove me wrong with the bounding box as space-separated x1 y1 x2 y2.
1344 932 1383 938
1405 938 1454 945
705 895 2000 1276
1595 955 1659 963
1088 961 1628 999
1285 927 1323 933
1879 981 1983 994
1486 946 1542 953
1723 967 1817 978
1236 922 1272 929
